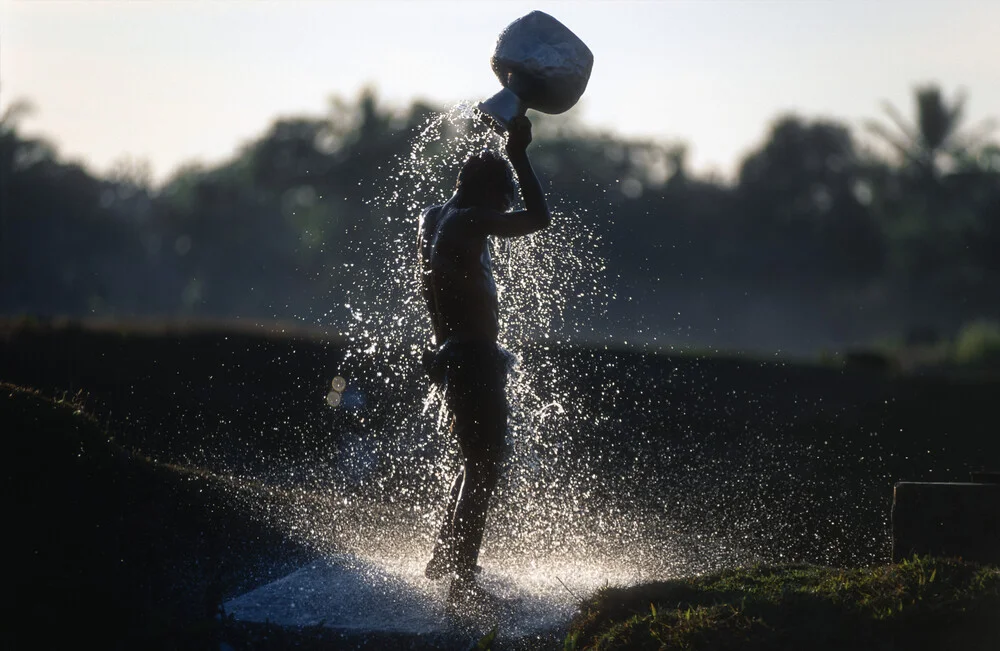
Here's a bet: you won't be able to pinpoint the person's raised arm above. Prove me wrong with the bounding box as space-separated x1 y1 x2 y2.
473 117 551 238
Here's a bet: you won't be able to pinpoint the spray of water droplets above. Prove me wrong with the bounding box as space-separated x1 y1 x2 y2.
333 106 648 570
221 105 892 637
221 105 670 631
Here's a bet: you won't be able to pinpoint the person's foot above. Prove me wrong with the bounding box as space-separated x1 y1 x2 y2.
424 553 454 581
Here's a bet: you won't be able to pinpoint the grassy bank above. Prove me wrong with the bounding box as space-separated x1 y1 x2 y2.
5 383 313 648
565 557 1000 650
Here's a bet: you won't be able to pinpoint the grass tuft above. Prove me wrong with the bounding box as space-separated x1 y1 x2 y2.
568 557 999 650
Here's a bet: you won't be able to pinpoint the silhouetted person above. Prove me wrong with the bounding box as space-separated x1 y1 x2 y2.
418 116 550 602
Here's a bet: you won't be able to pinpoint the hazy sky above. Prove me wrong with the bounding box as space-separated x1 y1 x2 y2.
2 0 998 184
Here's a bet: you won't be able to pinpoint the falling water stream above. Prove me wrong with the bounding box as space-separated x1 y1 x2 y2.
222 106 890 641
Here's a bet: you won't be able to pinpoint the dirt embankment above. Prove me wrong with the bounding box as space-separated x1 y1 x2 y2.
5 383 312 648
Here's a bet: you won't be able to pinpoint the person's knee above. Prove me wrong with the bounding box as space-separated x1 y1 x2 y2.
464 458 501 492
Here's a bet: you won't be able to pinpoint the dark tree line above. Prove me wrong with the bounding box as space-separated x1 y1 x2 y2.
1 86 997 353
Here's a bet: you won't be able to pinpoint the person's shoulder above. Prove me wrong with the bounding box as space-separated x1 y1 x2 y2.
446 206 493 236
433 203 481 228
452 204 500 223
421 204 444 219
419 204 444 229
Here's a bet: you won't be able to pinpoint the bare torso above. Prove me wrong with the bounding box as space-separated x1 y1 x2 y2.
419 199 500 344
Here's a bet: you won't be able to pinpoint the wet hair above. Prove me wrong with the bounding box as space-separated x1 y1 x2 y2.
455 150 515 210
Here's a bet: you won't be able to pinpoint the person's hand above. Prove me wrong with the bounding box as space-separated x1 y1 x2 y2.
505 115 532 155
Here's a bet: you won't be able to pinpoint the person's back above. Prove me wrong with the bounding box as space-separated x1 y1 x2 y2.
417 117 551 604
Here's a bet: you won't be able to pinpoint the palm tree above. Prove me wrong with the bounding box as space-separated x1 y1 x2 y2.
866 84 996 179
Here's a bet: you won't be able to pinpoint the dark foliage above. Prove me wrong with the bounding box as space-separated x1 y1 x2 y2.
1 87 997 353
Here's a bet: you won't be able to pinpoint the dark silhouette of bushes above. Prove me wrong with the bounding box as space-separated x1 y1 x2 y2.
1 85 997 353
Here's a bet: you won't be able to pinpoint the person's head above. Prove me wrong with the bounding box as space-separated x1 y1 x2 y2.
455 150 515 211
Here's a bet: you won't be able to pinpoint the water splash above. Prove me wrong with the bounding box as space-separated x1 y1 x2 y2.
320 103 623 553
219 105 891 637
228 103 643 633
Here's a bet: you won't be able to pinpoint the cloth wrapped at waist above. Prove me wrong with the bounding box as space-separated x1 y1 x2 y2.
421 337 517 386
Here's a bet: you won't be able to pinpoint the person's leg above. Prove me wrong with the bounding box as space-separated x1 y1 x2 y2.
425 465 463 579
450 440 502 580
448 345 509 582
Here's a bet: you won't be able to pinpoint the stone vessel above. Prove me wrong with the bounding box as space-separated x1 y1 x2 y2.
478 11 594 133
